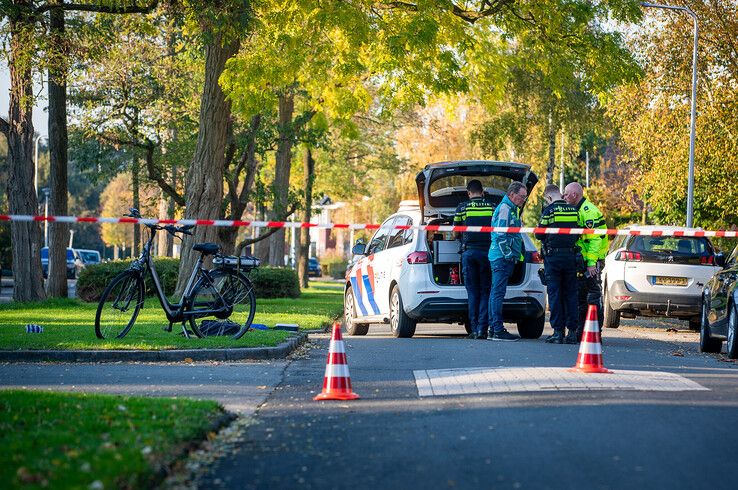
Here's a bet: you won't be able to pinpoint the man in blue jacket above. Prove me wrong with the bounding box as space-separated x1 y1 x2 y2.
487 181 528 341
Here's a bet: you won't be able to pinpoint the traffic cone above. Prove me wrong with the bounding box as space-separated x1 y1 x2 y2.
570 305 612 374
314 322 360 401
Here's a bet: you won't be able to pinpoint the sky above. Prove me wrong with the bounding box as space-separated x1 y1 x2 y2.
0 61 49 137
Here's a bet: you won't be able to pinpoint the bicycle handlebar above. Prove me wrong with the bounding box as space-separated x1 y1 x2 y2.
164 224 194 236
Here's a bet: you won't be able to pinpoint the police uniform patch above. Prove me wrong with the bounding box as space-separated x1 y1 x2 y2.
585 219 594 228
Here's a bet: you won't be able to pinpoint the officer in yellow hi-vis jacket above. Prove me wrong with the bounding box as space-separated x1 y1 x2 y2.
563 182 609 340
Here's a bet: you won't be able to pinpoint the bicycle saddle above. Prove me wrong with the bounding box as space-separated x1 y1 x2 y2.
193 242 219 255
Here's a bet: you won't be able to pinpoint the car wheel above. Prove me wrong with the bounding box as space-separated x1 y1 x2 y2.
344 287 369 336
727 302 738 359
699 296 722 354
517 314 544 339
389 285 416 338
603 286 620 329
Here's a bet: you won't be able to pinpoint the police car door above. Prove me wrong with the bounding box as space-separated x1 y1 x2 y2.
378 215 414 312
351 217 396 319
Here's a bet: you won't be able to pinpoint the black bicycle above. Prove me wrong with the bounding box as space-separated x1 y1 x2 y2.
94 208 258 340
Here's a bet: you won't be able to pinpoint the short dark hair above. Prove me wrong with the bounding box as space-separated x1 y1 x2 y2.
507 181 526 197
467 179 483 194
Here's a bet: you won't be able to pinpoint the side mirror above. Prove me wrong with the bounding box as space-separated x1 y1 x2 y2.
351 243 366 256
715 253 726 268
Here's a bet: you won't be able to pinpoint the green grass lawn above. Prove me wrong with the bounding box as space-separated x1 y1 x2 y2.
1 390 226 489
0 281 343 350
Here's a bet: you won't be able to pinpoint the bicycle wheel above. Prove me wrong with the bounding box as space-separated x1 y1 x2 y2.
95 271 144 339
187 269 256 339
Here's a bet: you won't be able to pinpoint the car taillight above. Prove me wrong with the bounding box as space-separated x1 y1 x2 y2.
700 255 715 265
616 251 642 261
407 251 431 264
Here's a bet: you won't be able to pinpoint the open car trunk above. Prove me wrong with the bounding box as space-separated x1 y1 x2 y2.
425 217 525 287
416 160 538 221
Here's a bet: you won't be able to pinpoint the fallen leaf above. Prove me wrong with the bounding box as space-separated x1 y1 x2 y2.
666 328 678 333
671 350 685 357
183 357 194 363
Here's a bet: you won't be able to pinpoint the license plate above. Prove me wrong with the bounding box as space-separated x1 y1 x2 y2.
654 276 688 286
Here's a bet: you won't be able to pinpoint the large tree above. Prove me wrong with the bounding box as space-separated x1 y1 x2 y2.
0 0 157 301
608 0 738 229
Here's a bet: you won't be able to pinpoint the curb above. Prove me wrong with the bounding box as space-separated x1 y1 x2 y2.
0 332 308 363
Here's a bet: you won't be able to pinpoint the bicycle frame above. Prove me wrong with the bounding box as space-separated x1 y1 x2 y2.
133 227 229 325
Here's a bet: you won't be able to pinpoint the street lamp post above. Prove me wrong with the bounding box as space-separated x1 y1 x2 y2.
641 2 698 227
34 134 47 202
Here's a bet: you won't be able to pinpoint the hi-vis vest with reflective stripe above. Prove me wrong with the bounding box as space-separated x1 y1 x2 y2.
537 200 579 250
454 197 494 250
574 197 608 266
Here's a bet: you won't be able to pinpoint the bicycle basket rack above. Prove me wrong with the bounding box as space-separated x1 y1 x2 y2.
213 255 261 271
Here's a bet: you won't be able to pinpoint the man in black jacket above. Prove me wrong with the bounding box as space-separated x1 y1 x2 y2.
536 185 580 344
454 180 495 339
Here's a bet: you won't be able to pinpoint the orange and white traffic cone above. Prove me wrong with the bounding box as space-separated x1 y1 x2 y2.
314 322 360 401
570 305 612 374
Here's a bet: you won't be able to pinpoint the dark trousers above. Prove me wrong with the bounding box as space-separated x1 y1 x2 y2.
577 259 604 333
462 249 491 336
545 255 578 334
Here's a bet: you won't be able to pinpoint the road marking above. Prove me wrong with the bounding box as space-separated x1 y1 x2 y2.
413 367 708 397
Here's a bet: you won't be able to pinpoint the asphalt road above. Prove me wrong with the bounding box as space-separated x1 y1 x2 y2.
2 319 737 489
198 321 738 490
0 278 76 301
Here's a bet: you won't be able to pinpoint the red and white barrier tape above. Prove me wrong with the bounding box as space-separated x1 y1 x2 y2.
1 214 737 238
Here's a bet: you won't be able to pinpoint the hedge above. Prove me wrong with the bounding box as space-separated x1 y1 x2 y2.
76 259 300 302
320 256 348 280
76 258 180 303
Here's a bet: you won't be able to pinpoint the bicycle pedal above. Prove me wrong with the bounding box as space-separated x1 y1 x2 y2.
163 322 173 333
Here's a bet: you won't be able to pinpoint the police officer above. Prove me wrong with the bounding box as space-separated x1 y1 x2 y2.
536 185 580 344
454 179 494 339
563 182 609 339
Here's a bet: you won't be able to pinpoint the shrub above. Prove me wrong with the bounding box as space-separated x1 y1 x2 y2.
76 258 180 303
76 259 300 302
320 254 348 280
250 266 300 298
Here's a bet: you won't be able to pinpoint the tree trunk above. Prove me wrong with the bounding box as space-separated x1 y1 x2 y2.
131 157 141 256
266 92 295 266
175 33 239 296
546 110 557 185
46 4 69 297
219 114 261 255
6 8 46 302
298 147 315 288
166 163 176 256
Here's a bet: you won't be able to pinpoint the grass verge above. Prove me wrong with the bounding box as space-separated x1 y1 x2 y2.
0 390 229 489
0 281 343 350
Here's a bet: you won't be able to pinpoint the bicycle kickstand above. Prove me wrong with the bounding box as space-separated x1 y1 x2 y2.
163 321 173 333
180 322 192 339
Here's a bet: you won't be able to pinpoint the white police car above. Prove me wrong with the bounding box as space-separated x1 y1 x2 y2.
343 160 546 338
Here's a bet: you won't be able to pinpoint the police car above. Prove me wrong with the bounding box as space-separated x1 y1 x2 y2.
343 160 546 338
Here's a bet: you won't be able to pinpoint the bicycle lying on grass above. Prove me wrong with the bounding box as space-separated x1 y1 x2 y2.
95 208 259 340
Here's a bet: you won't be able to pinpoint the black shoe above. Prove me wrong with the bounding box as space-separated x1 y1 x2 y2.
545 332 564 344
488 328 520 342
467 333 479 339
478 330 489 340
564 331 579 344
